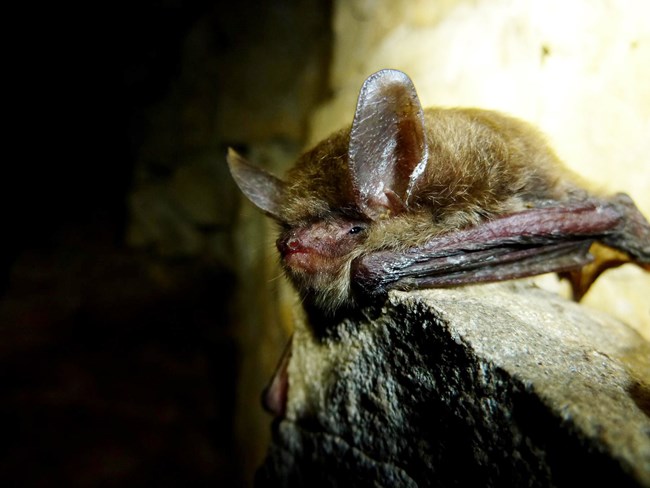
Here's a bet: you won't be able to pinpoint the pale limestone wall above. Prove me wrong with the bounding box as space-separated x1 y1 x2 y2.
308 0 650 338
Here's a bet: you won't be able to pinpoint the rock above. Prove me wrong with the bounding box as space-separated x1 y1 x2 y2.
256 282 650 487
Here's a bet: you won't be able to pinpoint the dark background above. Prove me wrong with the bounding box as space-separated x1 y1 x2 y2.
3 1 331 486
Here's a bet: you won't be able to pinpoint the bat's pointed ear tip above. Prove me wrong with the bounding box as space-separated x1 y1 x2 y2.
226 147 246 171
370 68 410 80
226 147 238 163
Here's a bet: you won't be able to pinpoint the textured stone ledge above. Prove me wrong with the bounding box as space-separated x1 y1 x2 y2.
256 282 650 487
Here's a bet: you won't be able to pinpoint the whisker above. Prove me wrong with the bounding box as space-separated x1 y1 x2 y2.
268 272 285 283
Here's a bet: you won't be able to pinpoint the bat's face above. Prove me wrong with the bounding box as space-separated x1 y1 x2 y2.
276 217 369 312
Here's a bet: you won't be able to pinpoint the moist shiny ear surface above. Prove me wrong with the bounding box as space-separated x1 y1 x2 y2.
348 69 428 219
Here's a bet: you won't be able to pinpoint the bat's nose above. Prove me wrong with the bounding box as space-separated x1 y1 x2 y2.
277 234 306 256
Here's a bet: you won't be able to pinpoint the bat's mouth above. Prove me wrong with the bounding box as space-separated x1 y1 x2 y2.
281 247 308 257
278 238 328 273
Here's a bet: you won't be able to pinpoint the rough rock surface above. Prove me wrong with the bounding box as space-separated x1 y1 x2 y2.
256 282 650 487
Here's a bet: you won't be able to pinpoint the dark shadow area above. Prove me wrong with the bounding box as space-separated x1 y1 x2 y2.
0 228 238 486
2 1 332 486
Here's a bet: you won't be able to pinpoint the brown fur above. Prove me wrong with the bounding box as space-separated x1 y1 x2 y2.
229 71 649 317
274 108 588 313
283 108 585 236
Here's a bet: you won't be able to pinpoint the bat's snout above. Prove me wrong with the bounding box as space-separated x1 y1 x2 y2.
276 234 307 257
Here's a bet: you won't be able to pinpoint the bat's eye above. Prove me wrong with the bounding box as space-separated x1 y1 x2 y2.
348 225 366 235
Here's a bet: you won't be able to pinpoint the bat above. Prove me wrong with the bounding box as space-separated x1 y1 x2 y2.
228 69 650 323
228 69 650 416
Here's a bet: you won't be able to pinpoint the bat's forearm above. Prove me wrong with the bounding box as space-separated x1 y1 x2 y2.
351 199 632 300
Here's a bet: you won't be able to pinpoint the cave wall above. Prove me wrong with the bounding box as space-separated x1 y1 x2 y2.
123 0 333 482
7 1 646 486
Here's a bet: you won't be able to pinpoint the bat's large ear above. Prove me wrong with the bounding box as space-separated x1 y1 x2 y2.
227 148 286 222
348 69 428 220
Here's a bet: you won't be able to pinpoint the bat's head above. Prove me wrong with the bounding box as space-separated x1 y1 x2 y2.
227 69 429 313
227 146 372 313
